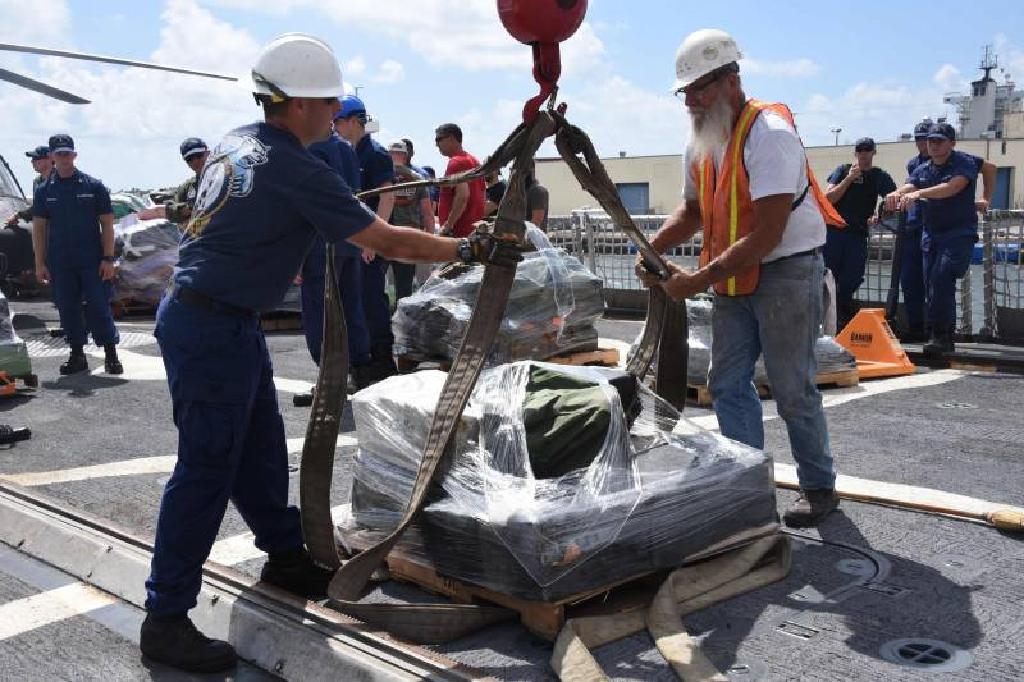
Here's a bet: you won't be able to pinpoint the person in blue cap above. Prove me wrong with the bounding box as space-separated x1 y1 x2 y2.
333 93 399 380
885 122 978 355
4 146 53 227
138 34 520 674
824 137 897 330
138 138 210 224
896 120 935 342
31 133 123 375
294 114 375 403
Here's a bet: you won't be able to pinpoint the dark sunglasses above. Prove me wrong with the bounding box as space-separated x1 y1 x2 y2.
435 134 450 143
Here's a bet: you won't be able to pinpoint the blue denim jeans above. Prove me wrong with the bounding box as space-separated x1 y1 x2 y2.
708 253 835 491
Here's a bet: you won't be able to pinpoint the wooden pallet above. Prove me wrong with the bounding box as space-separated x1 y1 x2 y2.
110 299 157 319
344 524 777 641
401 346 622 374
687 368 859 407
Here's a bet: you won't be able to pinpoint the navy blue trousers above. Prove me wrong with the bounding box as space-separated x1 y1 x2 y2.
300 240 371 366
361 255 394 356
923 234 974 335
823 227 867 306
51 266 119 347
899 226 926 332
145 295 301 616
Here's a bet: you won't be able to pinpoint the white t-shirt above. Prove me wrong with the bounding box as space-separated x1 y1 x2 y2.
682 110 825 263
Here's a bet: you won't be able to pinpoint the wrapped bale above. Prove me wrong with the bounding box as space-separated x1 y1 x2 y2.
0 289 31 377
393 228 604 365
341 361 777 602
113 216 182 307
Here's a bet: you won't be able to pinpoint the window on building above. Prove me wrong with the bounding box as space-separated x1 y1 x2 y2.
992 167 1013 210
615 183 650 215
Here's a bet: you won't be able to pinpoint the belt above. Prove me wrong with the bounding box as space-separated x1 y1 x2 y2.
172 286 256 318
772 247 821 262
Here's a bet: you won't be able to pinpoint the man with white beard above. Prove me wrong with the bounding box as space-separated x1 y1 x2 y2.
637 29 846 528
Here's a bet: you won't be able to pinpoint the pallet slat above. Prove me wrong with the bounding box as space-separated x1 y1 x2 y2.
686 367 859 407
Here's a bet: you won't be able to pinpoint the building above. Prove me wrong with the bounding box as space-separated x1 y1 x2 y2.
943 46 1024 140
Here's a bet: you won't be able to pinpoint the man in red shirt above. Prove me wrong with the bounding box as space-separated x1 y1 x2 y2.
435 123 485 237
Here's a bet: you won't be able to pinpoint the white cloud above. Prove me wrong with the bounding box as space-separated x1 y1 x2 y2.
934 64 967 92
741 57 822 78
344 56 367 78
372 60 404 84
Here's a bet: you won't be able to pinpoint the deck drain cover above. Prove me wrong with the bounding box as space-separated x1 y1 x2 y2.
937 401 977 409
880 638 972 672
726 660 768 681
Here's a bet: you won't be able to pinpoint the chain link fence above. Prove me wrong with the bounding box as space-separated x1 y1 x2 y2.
548 210 1024 343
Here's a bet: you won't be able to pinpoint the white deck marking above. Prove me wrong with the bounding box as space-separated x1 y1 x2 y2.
0 435 358 487
0 583 117 641
209 504 351 566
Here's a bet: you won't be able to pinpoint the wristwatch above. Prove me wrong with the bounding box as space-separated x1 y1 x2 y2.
101 256 116 263
456 238 474 264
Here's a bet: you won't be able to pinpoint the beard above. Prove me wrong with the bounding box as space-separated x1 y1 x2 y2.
687 96 736 163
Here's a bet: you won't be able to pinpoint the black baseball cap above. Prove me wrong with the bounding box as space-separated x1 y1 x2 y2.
179 137 208 160
48 133 75 153
25 145 50 160
854 137 876 152
927 123 956 142
913 121 932 139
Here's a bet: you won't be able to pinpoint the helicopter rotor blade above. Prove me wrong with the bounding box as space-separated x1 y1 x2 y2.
0 67 90 104
0 43 238 82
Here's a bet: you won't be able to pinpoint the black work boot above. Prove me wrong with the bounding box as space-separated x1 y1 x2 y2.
350 363 375 392
783 489 840 528
140 612 237 673
59 346 88 375
292 388 314 407
259 546 334 600
104 343 123 375
923 331 954 356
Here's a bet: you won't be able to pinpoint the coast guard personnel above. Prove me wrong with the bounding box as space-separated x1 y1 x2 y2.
885 123 977 355
31 134 122 375
898 121 934 341
5 145 52 227
138 138 209 224
139 33 520 673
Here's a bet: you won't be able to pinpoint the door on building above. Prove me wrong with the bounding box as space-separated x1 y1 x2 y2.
992 167 1012 210
615 183 650 215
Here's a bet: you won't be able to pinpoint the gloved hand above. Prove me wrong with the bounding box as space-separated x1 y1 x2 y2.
461 228 523 267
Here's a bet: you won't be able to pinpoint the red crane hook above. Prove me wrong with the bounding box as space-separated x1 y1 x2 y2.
497 0 588 123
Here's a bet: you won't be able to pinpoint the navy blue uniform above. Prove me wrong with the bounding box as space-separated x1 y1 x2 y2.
900 153 931 333
31 170 119 348
354 134 396 361
146 121 375 617
909 150 979 337
302 133 371 366
824 165 897 324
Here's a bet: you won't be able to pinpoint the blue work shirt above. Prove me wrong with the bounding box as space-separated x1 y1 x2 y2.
910 150 979 245
354 135 394 213
174 121 377 312
904 153 930 226
308 132 362 257
32 169 113 270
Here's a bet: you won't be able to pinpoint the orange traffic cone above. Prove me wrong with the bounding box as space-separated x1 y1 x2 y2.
835 309 916 379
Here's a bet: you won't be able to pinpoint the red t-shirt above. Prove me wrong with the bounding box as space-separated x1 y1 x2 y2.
439 151 486 238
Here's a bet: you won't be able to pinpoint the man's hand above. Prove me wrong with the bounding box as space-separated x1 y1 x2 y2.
846 165 863 183
975 198 990 215
361 247 376 264
898 191 921 212
660 261 706 302
634 253 662 289
440 224 454 237
466 231 523 267
884 191 903 213
99 260 116 281
35 263 50 286
4 214 18 229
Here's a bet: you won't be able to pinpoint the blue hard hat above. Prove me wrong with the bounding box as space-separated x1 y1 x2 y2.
336 94 366 120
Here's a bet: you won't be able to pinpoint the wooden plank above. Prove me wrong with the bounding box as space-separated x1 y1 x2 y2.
547 347 620 367
688 367 860 406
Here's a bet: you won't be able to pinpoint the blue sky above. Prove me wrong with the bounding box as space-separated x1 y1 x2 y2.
1 0 1023 193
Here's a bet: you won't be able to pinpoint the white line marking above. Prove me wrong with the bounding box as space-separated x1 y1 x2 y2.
209 504 351 566
0 435 358 487
0 583 117 641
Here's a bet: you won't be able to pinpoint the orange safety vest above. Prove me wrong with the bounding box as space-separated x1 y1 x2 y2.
692 99 845 296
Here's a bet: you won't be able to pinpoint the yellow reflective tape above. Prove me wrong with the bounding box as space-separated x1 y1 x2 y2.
725 103 760 297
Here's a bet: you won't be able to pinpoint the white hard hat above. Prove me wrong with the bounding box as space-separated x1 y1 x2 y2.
251 33 344 101
672 28 742 92
388 140 408 154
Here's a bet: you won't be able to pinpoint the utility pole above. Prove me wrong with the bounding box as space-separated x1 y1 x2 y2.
830 127 842 146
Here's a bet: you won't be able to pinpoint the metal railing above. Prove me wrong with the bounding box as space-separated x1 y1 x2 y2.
548 210 1024 343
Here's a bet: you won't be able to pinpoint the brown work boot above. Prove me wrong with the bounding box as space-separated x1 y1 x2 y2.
783 489 840 528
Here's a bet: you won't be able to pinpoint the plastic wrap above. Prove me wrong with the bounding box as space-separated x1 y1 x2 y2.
112 216 181 306
629 298 856 386
0 289 31 376
393 227 604 364
341 361 777 601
